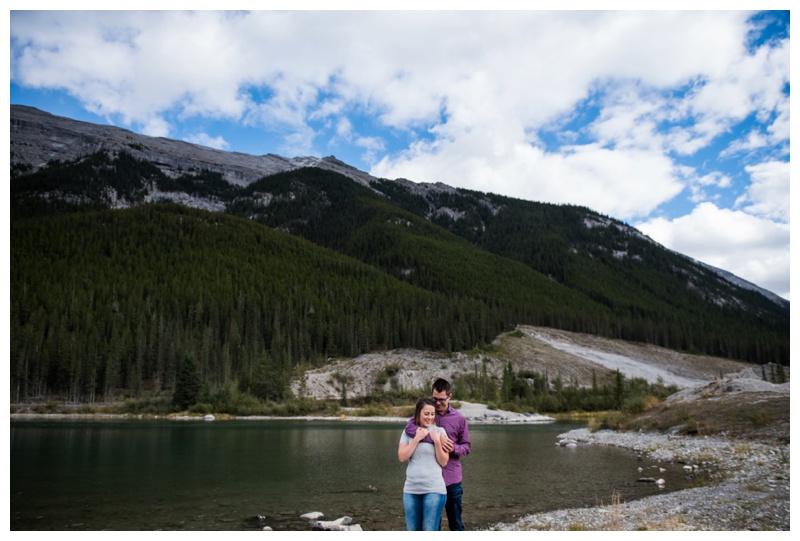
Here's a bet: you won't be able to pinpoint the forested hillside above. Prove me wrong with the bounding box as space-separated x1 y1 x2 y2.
9 137 789 407
11 203 603 403
370 182 790 356
228 168 789 364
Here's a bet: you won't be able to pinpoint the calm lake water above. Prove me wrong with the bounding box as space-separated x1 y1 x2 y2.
11 419 694 531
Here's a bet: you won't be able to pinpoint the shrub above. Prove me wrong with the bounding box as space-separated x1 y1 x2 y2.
188 403 214 414
354 404 394 417
589 411 631 431
622 395 652 414
115 396 173 415
746 407 768 427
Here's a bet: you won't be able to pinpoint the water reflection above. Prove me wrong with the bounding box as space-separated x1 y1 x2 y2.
11 420 691 531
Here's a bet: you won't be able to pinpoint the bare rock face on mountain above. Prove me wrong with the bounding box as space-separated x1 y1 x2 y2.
10 105 378 187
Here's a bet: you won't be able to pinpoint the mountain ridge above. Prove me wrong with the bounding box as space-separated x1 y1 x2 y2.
9 105 790 407
10 105 785 306
11 104 380 187
9 105 789 372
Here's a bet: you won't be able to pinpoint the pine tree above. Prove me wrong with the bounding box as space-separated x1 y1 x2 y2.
173 356 201 410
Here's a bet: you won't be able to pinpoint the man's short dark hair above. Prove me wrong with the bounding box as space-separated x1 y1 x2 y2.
432 378 451 394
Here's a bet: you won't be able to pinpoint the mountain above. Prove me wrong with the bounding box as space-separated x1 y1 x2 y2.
9 105 789 404
10 104 378 187
10 105 787 306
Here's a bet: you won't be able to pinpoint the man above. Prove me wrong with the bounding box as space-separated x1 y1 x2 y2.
404 378 471 530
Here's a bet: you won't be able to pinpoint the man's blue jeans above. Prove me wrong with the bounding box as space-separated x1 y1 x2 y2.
444 482 465 531
403 492 447 531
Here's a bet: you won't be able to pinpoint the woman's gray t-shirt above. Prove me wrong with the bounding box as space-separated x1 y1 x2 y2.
399 426 447 495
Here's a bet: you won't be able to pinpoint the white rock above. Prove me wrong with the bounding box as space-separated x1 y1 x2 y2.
318 524 362 531
300 512 324 522
313 516 353 530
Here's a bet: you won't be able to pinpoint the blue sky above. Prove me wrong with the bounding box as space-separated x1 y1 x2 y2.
7 5 792 300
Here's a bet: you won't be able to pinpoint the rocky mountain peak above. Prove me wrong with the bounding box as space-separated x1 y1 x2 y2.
10 105 382 188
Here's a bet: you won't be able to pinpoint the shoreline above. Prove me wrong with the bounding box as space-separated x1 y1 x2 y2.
487 427 790 531
10 400 557 425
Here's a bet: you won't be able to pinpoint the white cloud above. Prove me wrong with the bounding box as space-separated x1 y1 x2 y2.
636 202 790 299
354 135 386 165
10 10 789 297
372 137 684 220
721 129 770 156
328 116 386 164
184 133 230 151
141 117 172 138
738 161 790 223
684 171 733 204
10 12 773 143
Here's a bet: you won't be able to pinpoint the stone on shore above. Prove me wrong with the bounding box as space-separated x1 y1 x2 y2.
312 516 357 531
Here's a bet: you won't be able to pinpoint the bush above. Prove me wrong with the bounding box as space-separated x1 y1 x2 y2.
115 395 173 415
188 403 215 414
622 395 651 415
589 411 631 431
215 390 263 415
354 404 394 417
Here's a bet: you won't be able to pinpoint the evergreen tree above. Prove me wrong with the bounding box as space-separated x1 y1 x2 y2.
251 353 287 401
613 369 625 410
173 356 201 410
501 362 514 402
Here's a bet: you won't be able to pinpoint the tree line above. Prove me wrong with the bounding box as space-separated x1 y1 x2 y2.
11 203 569 404
9 152 789 409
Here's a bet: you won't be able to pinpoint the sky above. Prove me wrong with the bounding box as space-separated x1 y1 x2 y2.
7 3 793 301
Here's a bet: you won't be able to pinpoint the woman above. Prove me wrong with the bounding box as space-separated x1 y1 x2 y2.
398 397 449 531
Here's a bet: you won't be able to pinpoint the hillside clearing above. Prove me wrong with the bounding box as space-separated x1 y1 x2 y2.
291 325 764 401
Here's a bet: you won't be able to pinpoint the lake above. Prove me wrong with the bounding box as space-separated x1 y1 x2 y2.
10 419 694 531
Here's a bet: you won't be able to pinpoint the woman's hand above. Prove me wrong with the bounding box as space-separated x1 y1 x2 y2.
428 429 441 443
399 427 430 462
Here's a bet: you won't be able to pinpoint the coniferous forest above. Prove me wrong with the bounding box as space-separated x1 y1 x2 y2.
9 149 790 409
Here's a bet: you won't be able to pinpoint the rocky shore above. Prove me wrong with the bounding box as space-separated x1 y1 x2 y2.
487 427 790 531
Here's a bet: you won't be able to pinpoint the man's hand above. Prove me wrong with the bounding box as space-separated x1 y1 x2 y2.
440 434 455 453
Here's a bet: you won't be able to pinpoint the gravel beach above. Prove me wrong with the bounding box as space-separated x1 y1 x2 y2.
486 427 790 531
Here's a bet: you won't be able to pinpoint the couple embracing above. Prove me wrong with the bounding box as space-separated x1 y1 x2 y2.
397 378 471 531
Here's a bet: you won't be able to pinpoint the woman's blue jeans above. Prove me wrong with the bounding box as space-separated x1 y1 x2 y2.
403 492 447 531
